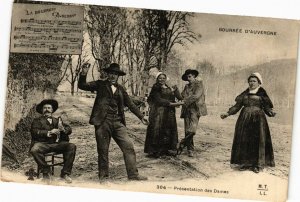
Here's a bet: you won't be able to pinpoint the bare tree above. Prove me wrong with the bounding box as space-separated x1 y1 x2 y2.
138 9 198 95
64 42 91 96
158 11 198 70
85 6 198 96
86 5 127 78
58 55 71 85
121 10 145 95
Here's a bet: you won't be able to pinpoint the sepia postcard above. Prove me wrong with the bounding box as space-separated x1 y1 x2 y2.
1 1 300 202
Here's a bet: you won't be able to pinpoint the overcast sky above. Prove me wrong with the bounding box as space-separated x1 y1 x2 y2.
178 13 299 68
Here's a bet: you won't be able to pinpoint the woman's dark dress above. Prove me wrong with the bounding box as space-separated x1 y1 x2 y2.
144 84 182 154
228 87 275 168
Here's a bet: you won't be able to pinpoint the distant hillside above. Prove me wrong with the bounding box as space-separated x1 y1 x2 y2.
205 58 297 108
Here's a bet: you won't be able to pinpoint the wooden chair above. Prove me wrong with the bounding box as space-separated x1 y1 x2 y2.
37 152 64 178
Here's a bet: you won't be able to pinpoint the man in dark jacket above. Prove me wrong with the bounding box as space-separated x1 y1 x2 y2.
30 99 76 183
178 69 207 157
78 63 148 181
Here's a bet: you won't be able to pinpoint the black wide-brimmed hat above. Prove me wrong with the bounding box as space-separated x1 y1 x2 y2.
36 99 58 114
103 63 126 76
182 69 199 81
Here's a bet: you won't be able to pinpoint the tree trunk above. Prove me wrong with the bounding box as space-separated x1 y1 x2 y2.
141 70 150 96
161 51 168 71
71 82 75 96
96 59 106 79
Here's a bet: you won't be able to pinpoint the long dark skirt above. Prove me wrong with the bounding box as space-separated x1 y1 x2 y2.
144 106 178 154
230 106 275 168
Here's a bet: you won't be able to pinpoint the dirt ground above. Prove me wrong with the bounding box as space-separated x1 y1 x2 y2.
1 94 292 189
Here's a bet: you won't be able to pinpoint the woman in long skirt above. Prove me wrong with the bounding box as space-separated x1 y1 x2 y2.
221 72 276 173
144 72 183 158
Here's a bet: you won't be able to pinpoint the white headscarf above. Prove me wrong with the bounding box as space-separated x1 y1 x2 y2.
155 72 169 81
249 72 263 85
248 72 262 93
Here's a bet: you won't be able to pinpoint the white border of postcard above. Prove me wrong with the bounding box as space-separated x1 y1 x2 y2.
0 0 299 202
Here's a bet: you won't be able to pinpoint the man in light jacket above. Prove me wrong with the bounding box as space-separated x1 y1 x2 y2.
178 69 207 157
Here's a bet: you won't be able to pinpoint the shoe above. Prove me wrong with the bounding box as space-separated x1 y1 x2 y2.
252 167 260 173
146 152 160 158
188 150 194 157
166 150 177 157
176 142 184 155
62 174 72 183
128 175 148 181
239 166 248 171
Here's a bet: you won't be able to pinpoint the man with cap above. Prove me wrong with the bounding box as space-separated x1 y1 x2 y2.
30 99 76 183
177 69 207 157
78 63 148 181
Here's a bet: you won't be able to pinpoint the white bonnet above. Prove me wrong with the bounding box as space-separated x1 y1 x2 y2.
249 72 263 85
155 72 169 81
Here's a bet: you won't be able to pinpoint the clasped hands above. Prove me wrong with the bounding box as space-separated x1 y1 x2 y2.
169 101 185 107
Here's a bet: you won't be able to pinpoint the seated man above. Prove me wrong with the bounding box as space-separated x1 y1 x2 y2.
30 99 76 183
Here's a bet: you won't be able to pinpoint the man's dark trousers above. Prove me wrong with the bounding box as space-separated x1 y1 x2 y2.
30 141 76 176
95 114 139 179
